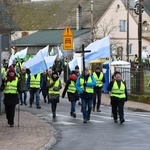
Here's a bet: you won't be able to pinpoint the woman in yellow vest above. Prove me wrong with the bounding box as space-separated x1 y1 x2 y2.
76 67 96 123
62 71 79 118
107 71 128 124
92 66 105 112
47 71 62 119
1 66 19 127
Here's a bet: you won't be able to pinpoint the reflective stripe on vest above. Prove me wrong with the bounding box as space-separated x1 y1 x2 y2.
80 76 94 93
4 78 18 94
48 79 60 94
111 80 125 98
67 80 76 93
93 72 103 87
30 74 40 88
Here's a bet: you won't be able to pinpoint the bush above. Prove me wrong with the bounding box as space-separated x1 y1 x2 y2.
128 94 150 104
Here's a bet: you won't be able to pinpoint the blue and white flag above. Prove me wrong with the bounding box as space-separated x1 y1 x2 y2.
58 46 63 59
85 36 110 62
69 57 78 71
25 51 48 75
50 47 55 56
44 55 57 69
14 47 28 59
38 45 49 57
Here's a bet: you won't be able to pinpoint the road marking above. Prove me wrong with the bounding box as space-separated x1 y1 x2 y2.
54 121 76 125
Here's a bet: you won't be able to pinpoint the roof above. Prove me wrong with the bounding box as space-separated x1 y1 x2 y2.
11 28 91 46
0 3 20 32
8 0 114 30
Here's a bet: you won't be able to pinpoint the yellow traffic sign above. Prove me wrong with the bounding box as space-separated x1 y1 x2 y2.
62 26 73 50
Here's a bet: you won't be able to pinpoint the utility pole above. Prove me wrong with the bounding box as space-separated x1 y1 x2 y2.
138 0 142 65
126 0 129 62
91 0 94 41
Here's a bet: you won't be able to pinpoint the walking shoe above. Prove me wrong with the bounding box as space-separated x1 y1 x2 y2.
97 109 101 112
44 99 47 103
114 120 118 123
87 116 90 121
73 113 76 118
10 124 14 127
53 112 56 119
83 119 87 123
70 112 73 116
30 105 32 108
120 119 125 124
24 103 27 105
20 103 23 105
37 105 41 109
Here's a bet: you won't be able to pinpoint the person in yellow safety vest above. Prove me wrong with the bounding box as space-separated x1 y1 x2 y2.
1 63 8 79
107 71 128 124
47 71 62 119
92 66 105 112
27 73 41 109
62 71 79 118
0 66 19 127
76 67 96 123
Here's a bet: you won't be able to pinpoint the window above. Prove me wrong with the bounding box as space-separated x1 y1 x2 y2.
129 44 133 55
142 46 147 51
119 20 127 31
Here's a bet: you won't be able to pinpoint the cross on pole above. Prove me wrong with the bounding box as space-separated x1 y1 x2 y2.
76 44 91 91
75 44 91 73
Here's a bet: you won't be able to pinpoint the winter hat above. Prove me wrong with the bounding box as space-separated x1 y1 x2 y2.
52 71 58 76
114 71 121 76
75 65 79 70
96 66 101 70
8 66 15 73
70 70 76 75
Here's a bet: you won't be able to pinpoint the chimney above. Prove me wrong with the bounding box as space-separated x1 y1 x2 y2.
76 4 82 30
22 31 29 37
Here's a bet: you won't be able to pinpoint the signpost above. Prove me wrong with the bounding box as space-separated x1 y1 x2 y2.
62 26 74 81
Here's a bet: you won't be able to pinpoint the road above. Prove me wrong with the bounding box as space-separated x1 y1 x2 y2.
21 96 150 150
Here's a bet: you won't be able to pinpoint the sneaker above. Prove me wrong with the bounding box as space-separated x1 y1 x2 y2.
10 124 14 127
37 105 41 109
87 116 90 121
20 103 23 105
30 105 32 108
24 103 27 105
44 99 47 103
70 112 73 116
53 112 56 119
92 108 95 112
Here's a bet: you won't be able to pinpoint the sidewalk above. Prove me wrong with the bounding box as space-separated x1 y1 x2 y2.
0 94 150 150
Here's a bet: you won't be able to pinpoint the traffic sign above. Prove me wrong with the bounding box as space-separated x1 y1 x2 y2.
62 26 73 50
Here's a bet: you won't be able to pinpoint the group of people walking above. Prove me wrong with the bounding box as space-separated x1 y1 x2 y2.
0 58 128 127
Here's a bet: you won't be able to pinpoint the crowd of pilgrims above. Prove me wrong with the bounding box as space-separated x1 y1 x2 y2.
0 57 127 127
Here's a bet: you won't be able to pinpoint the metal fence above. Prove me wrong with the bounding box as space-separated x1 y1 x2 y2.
114 67 150 95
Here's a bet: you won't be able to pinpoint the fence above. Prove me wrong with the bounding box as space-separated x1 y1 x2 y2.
114 67 150 95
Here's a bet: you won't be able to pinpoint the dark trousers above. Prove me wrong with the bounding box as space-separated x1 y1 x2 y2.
5 105 16 125
111 99 125 121
51 102 57 114
93 88 102 110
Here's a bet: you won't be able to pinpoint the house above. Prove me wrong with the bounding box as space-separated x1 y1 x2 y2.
95 0 150 61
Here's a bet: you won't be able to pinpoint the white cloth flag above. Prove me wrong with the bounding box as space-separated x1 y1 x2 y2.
25 51 47 75
14 47 28 59
38 45 49 57
85 36 110 62
58 46 63 59
69 57 78 71
8 54 15 67
50 47 55 56
44 55 57 69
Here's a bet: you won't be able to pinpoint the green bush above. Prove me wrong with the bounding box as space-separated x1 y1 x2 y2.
128 94 150 104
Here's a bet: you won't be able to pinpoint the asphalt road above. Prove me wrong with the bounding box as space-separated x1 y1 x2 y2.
21 96 150 150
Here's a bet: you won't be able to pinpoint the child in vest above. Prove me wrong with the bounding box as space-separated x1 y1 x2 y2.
62 70 79 118
47 71 62 119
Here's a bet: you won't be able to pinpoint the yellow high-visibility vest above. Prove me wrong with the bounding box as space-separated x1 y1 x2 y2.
93 72 103 87
30 74 41 88
67 80 76 93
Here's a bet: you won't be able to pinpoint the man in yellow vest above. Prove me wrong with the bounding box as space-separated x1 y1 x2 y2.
93 66 105 112
27 73 41 109
76 67 96 123
107 71 128 124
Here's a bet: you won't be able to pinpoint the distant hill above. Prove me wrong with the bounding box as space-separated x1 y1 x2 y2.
6 0 113 30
